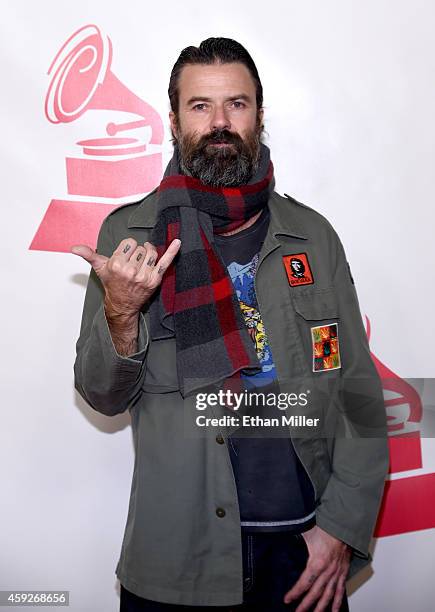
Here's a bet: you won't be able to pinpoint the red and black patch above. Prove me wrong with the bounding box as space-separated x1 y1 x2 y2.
282 252 314 287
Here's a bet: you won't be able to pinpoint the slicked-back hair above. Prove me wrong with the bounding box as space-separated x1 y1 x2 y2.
168 37 263 115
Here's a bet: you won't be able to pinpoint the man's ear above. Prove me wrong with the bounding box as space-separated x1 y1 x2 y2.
258 107 264 128
169 111 178 140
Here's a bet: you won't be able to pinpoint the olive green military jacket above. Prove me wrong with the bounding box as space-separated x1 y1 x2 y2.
74 189 389 606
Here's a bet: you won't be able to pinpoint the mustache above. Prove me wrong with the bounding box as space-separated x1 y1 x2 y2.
199 129 244 147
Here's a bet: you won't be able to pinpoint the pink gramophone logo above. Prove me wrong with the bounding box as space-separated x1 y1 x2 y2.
366 317 435 537
30 24 164 253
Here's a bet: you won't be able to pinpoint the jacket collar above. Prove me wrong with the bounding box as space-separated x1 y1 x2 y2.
127 187 308 242
127 188 159 229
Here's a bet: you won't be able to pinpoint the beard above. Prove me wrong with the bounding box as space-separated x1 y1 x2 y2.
175 122 263 187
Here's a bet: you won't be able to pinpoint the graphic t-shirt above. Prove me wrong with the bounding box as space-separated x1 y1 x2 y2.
214 207 316 532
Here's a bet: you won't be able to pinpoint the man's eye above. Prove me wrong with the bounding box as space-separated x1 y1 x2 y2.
193 103 208 111
231 101 246 109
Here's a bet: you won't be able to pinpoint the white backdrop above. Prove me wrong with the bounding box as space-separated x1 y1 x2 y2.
1 1 434 610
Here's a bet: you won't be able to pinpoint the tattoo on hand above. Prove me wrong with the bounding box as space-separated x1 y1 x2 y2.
123 244 131 254
157 265 164 274
147 256 155 266
308 574 317 585
136 253 143 261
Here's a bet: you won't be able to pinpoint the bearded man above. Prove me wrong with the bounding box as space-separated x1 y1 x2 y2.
72 38 389 612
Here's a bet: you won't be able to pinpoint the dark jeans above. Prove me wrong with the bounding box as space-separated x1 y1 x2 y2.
120 531 350 611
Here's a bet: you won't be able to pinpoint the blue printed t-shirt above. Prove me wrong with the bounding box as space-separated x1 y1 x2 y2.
214 207 316 533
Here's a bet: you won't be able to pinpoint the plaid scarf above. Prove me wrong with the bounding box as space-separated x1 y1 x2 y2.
149 143 274 397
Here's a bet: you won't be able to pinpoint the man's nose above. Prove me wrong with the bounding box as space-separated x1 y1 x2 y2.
210 105 231 131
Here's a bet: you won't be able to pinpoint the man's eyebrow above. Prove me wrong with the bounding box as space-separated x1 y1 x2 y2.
186 96 212 105
186 94 252 105
226 94 251 102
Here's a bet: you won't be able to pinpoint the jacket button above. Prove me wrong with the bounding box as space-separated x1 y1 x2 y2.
216 434 225 444
216 507 226 518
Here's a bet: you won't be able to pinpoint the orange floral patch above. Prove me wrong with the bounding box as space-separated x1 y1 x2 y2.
311 323 341 372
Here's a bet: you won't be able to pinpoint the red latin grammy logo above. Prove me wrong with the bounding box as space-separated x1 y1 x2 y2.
30 24 164 253
366 317 435 537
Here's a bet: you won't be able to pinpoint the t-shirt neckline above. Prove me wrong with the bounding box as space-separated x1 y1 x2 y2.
214 207 270 243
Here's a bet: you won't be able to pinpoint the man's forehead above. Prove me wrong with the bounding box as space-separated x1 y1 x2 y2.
177 62 256 103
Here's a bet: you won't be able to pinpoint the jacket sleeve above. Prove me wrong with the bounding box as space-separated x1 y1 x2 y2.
73 214 149 416
315 227 390 561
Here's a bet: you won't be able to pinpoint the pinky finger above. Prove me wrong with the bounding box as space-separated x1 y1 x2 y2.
156 239 181 275
145 239 181 287
331 575 347 612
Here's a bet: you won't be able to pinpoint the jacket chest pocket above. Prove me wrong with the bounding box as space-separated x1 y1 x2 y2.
292 288 341 374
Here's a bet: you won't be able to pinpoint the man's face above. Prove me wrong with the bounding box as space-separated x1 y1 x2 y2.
291 258 305 277
169 62 264 187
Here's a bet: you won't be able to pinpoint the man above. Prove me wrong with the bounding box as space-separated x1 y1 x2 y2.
72 38 389 611
290 257 306 279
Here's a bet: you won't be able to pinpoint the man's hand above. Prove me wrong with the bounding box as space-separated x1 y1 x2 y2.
283 525 351 612
72 237 181 316
71 237 181 355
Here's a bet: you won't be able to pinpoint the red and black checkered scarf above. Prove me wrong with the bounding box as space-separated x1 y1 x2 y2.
149 143 274 397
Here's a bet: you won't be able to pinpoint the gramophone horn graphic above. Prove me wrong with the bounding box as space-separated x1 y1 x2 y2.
30 24 164 253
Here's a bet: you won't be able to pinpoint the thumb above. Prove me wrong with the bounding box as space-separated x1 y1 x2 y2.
71 244 108 272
